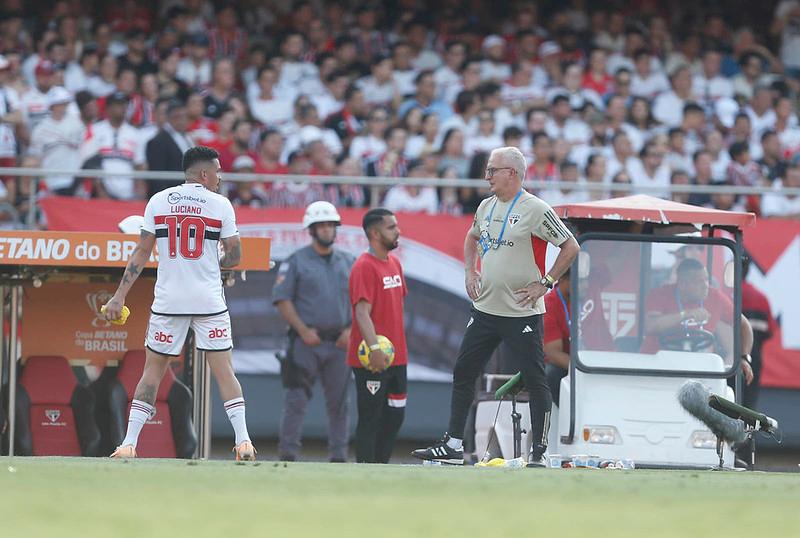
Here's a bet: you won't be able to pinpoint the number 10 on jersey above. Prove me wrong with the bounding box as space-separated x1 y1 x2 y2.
163 215 206 259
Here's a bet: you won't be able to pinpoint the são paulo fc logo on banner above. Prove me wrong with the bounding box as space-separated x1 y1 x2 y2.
508 213 521 227
366 380 381 395
45 409 61 423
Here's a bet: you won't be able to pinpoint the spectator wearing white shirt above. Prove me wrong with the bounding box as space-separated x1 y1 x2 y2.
692 49 734 108
744 86 777 138
390 41 418 98
546 63 603 112
64 44 99 94
545 94 591 146
0 56 23 172
29 87 85 194
538 160 589 206
176 33 212 89
358 54 399 108
87 54 117 98
670 169 692 204
480 35 511 82
405 19 442 71
311 69 350 122
732 52 773 101
248 66 293 132
443 57 483 105
630 49 670 99
773 1 800 78
21 60 56 131
501 60 545 117
774 95 800 155
604 131 637 182
665 128 694 175
704 128 732 180
383 159 438 214
762 165 800 217
653 65 694 127
434 41 467 102
628 140 671 198
349 108 389 161
405 112 440 160
624 96 660 152
79 91 146 200
477 81 515 137
464 109 503 157
278 32 318 90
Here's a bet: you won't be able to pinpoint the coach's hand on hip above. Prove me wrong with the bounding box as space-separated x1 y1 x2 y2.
513 282 548 308
367 349 390 373
465 270 482 300
335 327 351 350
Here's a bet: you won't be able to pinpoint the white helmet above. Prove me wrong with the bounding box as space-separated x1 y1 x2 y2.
303 201 341 228
118 215 145 234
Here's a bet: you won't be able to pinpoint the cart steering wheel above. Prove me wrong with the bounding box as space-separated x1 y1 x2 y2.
659 328 716 352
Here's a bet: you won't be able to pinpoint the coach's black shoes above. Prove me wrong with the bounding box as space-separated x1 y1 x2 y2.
412 434 464 465
526 443 547 468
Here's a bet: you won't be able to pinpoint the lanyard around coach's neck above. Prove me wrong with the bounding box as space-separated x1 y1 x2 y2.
484 190 523 251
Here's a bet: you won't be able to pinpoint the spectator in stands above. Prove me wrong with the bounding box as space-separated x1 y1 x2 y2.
464 109 503 157
406 112 439 160
693 48 734 108
582 48 612 96
219 119 256 172
631 48 670 99
625 96 659 150
480 34 510 82
610 169 633 198
689 150 715 207
228 155 268 208
278 31 316 92
64 43 99 94
22 60 55 130
438 128 469 178
434 40 467 103
389 40 417 97
249 65 293 132
629 140 670 198
325 84 367 152
605 131 636 182
665 128 692 174
145 99 192 197
256 129 288 176
759 130 788 182
653 64 694 127
204 58 237 119
762 165 800 218
398 69 452 122
540 160 588 206
545 94 590 146
368 126 408 178
350 107 389 161
117 29 157 77
585 153 608 200
177 33 212 89
80 91 146 200
383 158 438 214
87 53 117 98
727 140 764 188
155 49 189 103
670 170 691 204
208 4 248 64
772 1 800 78
610 67 633 103
359 54 398 108
709 178 746 211
548 63 603 112
29 87 84 196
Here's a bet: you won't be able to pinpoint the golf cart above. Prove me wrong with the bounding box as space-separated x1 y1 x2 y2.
473 195 755 469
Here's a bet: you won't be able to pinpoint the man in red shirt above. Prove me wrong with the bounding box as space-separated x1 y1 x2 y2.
643 257 754 383
741 255 776 408
543 268 614 406
348 208 408 463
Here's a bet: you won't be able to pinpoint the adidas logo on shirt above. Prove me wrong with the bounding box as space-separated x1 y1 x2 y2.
522 325 533 333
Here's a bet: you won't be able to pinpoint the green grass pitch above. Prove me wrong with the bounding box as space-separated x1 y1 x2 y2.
0 457 797 538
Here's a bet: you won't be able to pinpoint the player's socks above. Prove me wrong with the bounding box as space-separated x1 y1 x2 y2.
446 436 463 450
121 399 156 447
224 397 250 444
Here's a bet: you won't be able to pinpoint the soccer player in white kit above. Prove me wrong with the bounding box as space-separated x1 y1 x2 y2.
103 146 256 460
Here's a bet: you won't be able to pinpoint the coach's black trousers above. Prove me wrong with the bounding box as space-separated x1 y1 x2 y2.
448 308 552 448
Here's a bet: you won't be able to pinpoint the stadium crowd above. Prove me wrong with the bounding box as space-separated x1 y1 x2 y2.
0 0 799 225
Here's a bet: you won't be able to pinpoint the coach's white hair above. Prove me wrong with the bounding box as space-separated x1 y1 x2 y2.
491 146 527 181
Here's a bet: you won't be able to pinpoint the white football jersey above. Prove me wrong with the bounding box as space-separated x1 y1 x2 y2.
143 182 238 315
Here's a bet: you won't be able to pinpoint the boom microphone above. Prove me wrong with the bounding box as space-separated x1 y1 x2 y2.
708 395 779 434
677 381 747 446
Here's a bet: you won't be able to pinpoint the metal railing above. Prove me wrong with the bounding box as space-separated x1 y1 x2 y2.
5 166 796 228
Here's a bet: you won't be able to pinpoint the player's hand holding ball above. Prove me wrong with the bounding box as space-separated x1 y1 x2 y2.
101 297 130 325
358 335 395 373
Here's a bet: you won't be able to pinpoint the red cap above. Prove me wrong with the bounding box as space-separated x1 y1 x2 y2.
35 60 55 77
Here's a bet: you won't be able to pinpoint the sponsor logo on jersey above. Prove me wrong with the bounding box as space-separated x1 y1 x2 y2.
383 275 402 289
168 192 207 205
154 331 174 343
208 328 228 339
168 192 182 204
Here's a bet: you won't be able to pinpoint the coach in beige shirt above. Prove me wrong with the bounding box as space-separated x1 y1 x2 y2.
413 146 580 466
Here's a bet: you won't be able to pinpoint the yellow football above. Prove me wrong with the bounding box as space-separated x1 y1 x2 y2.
357 335 395 369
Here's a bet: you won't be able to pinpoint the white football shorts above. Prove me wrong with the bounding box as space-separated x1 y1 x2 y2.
146 311 233 356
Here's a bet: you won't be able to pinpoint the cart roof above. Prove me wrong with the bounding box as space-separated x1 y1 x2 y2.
553 194 755 229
